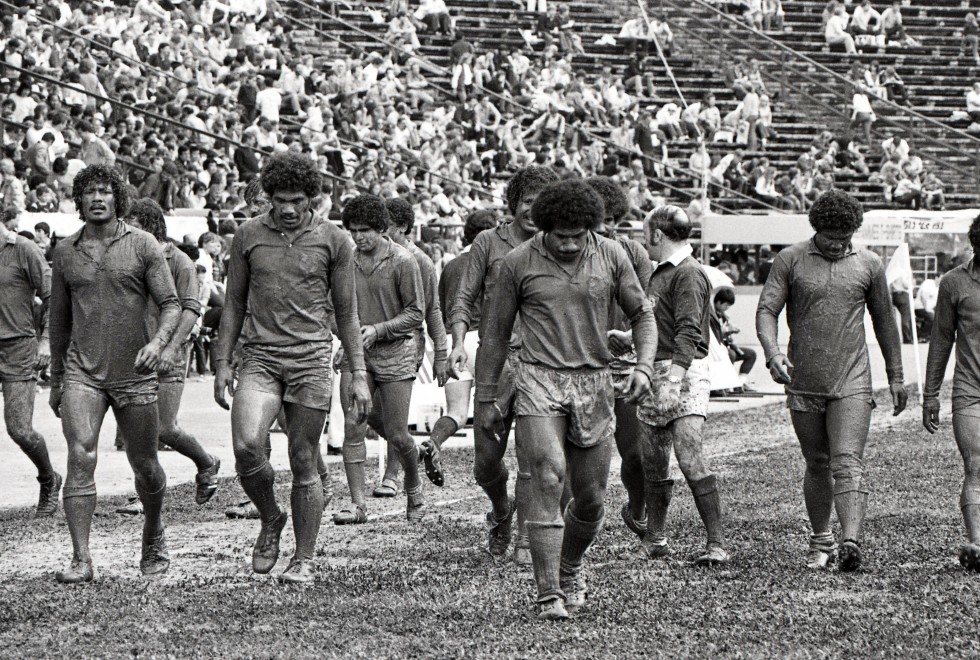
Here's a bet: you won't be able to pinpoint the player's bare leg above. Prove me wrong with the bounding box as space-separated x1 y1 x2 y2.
790 410 837 569
421 379 472 487
3 381 61 516
377 379 425 521
232 389 288 574
614 398 646 536
953 414 980 570
826 397 873 572
624 421 674 560
336 371 372 524
157 381 220 504
473 400 518 559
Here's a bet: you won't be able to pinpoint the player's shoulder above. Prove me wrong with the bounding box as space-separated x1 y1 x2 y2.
388 240 419 267
938 263 973 290
777 240 811 262
11 234 44 257
169 243 195 270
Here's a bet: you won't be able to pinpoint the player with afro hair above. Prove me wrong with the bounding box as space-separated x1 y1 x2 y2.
128 198 168 242
259 152 322 200
757 188 907 573
71 164 130 222
477 178 657 619
586 176 631 226
340 193 390 232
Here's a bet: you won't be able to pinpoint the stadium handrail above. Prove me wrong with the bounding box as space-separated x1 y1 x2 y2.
291 0 787 213
660 0 980 183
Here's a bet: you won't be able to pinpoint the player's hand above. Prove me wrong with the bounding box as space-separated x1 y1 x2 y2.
349 372 372 424
333 346 345 373
434 359 449 387
361 325 378 351
625 370 652 405
607 329 632 356
35 339 51 371
157 344 180 375
891 382 908 416
922 397 940 434
213 363 236 410
448 344 468 379
48 385 62 418
134 340 164 374
768 354 793 385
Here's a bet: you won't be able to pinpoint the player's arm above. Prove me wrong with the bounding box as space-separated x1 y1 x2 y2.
373 258 425 341
475 258 519 400
668 268 709 378
160 255 203 372
922 276 957 433
26 243 52 368
756 253 792 384
421 260 449 371
48 255 71 392
214 233 250 409
447 232 491 348
330 240 370 422
135 239 180 374
615 254 657 403
866 259 907 414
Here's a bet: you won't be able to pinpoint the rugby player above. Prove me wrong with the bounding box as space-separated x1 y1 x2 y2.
0 213 61 517
479 179 657 620
215 154 371 583
922 214 980 571
447 166 560 562
332 195 426 524
757 189 907 572
49 165 181 582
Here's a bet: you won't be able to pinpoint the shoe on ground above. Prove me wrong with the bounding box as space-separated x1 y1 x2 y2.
36 471 63 517
333 505 368 525
278 558 315 584
225 500 260 519
559 570 587 614
140 532 171 576
420 440 445 487
620 538 670 561
116 496 144 516
486 497 516 559
537 598 570 621
620 502 647 538
695 544 731 567
959 543 980 571
805 548 837 570
195 456 221 505
838 540 862 572
56 558 96 584
513 533 532 566
406 486 426 523
252 511 288 574
372 478 401 498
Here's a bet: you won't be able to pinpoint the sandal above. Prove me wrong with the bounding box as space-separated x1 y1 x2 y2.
372 478 401 498
332 506 368 525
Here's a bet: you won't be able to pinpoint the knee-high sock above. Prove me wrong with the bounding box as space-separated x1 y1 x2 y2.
515 470 531 547
526 520 565 603
343 437 367 509
428 416 458 449
477 466 510 519
135 479 166 543
291 480 324 561
962 478 980 544
834 481 868 542
159 428 212 471
644 478 674 542
14 430 54 478
621 456 645 521
238 460 281 522
803 465 834 536
560 507 604 575
382 441 401 482
63 485 96 562
689 475 725 547
397 441 421 492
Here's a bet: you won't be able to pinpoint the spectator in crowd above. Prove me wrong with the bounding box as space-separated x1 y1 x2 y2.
879 66 909 106
415 0 453 37
850 86 875 145
915 270 940 338
77 121 115 168
849 0 881 37
880 1 907 44
967 82 980 124
650 14 674 57
963 13 980 65
921 168 946 211
825 5 857 55
762 0 785 32
710 287 757 391
0 158 26 214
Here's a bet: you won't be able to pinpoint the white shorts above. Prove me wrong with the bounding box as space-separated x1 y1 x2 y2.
455 331 480 382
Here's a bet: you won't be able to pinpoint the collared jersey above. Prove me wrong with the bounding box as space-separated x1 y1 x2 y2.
496 232 654 370
647 245 711 370
447 222 525 348
145 241 201 340
406 241 448 363
924 260 980 409
226 212 364 371
439 249 477 329
352 237 424 342
756 238 903 398
50 220 180 387
0 233 50 340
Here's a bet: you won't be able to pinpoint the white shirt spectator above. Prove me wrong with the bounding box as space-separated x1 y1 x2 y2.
255 85 282 122
825 14 849 41
851 4 880 31
915 278 939 313
967 87 980 113
415 0 448 20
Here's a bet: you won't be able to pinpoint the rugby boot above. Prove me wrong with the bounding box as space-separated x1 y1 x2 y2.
959 543 980 571
513 534 532 566
140 532 171 576
420 439 445 487
225 501 260 519
805 533 837 570
35 472 63 517
537 598 570 621
252 511 288 574
487 497 516 559
195 456 221 505
838 539 862 572
332 505 368 525
56 558 95 584
373 478 401 498
695 543 731 567
559 569 587 614
116 496 144 516
619 537 670 561
620 502 647 539
279 558 315 584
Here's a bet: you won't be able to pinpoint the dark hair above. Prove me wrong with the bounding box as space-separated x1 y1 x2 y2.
463 209 498 247
259 152 321 199
531 180 604 233
714 287 736 305
341 194 389 232
385 198 415 232
586 176 630 224
243 178 266 207
129 198 167 241
198 231 220 247
71 165 130 220
808 189 864 233
969 213 980 254
645 204 692 241
504 165 559 215
218 219 237 236
34 221 50 236
177 243 200 262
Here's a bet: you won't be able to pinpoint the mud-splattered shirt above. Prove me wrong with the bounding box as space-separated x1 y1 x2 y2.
647 245 711 370
0 233 50 340
49 221 180 387
225 212 365 371
352 237 424 341
756 238 903 398
145 242 201 339
406 241 448 364
603 233 653 373
481 232 656 374
924 259 980 409
439 249 475 329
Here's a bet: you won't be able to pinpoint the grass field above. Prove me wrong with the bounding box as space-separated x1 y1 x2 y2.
1 390 979 658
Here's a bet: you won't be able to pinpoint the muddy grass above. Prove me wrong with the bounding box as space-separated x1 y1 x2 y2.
1 390 978 658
